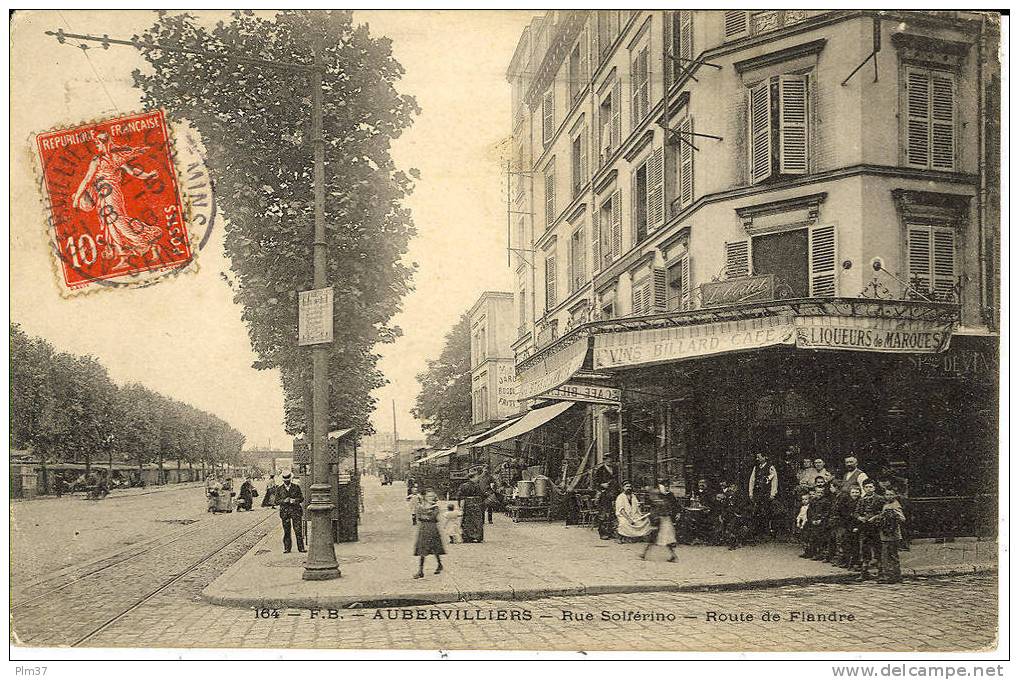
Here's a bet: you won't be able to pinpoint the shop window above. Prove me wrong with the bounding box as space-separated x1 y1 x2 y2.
904 68 956 171
748 74 810 184
907 225 958 301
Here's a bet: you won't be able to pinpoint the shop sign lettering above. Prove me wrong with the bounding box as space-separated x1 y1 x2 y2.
794 317 952 354
540 383 620 404
700 274 774 308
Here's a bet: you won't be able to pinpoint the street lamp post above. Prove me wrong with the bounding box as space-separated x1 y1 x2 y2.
46 26 341 580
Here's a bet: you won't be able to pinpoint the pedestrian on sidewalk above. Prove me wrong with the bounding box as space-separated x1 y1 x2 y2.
237 476 257 511
854 479 884 580
641 483 678 562
278 471 306 554
442 502 463 544
748 453 778 542
719 481 749 550
406 485 422 526
455 474 486 543
484 479 501 524
413 490 445 578
261 474 277 508
876 479 906 584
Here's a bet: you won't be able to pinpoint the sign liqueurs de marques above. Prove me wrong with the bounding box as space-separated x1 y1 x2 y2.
298 287 334 346
794 316 953 353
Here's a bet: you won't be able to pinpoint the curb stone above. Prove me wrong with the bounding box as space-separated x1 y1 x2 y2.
200 562 995 610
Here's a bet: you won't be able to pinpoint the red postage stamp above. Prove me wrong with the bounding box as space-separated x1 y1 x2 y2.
36 110 193 290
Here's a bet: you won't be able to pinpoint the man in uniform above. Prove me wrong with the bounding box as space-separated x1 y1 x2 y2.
277 471 306 553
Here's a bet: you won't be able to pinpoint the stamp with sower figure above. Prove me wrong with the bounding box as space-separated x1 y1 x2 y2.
36 110 192 290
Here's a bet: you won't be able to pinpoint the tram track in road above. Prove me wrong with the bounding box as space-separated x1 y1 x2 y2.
10 509 276 648
69 511 277 648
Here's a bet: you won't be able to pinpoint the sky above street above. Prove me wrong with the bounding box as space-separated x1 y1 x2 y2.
10 10 533 448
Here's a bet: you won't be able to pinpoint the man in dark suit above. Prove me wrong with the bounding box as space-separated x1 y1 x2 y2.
278 471 306 553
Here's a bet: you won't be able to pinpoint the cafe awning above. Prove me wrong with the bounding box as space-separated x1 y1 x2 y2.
516 336 589 400
414 447 456 465
470 401 575 448
455 416 524 448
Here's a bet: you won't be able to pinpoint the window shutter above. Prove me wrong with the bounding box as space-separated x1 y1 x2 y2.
779 74 808 175
930 73 955 171
932 227 956 298
631 51 641 128
680 11 694 64
631 281 642 316
907 226 933 293
680 252 691 309
579 28 589 83
611 189 623 257
664 12 676 85
545 163 556 228
639 47 650 123
724 11 750 40
577 226 587 286
647 146 665 230
749 80 773 183
543 90 555 144
630 166 639 243
905 68 930 168
579 126 589 184
592 206 602 272
545 255 557 309
679 116 694 208
725 240 750 279
653 267 668 312
611 80 622 149
566 235 574 294
808 224 837 297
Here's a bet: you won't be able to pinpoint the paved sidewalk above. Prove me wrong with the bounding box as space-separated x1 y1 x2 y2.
13 480 208 503
203 478 997 609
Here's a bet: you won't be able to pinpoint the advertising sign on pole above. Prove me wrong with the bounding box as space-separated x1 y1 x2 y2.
298 287 334 346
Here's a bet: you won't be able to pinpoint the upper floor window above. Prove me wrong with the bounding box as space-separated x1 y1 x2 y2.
666 254 691 311
597 10 624 59
542 89 555 145
544 250 558 310
631 268 668 317
748 74 809 184
667 11 694 85
906 225 957 301
544 159 556 228
631 43 650 129
568 225 587 293
571 127 588 198
568 29 589 105
724 224 836 298
598 82 622 164
904 68 956 171
632 147 664 242
593 188 623 272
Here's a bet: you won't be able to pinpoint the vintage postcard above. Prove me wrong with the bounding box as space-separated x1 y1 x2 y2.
8 8 1005 665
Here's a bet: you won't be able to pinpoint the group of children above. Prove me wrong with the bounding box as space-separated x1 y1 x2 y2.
794 475 907 583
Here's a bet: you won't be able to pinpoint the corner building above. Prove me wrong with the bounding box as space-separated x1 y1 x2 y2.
507 10 999 537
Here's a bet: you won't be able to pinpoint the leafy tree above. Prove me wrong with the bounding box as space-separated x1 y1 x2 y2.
132 10 419 441
412 313 472 447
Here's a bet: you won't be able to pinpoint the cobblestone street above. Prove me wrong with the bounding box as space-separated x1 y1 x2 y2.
73 570 1002 652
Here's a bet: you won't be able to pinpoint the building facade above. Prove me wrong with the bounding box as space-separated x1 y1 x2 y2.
469 291 519 427
506 10 999 536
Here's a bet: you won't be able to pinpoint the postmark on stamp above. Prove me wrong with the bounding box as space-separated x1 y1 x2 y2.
36 110 194 291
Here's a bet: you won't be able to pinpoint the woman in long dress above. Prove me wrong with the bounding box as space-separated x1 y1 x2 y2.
455 475 485 543
71 132 163 270
615 482 652 543
413 490 445 578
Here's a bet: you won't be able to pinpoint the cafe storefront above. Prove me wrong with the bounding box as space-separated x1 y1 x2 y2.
587 298 997 538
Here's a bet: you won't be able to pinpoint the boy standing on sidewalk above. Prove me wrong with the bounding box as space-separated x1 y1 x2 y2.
855 479 885 580
876 480 907 583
